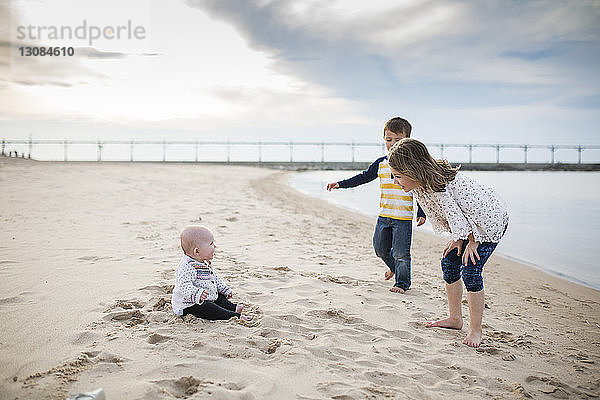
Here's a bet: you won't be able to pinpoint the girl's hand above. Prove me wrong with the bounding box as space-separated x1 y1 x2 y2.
462 240 481 266
326 182 340 191
416 217 426 227
199 290 209 301
443 239 463 258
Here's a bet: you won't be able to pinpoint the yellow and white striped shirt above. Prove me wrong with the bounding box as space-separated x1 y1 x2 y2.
377 158 415 220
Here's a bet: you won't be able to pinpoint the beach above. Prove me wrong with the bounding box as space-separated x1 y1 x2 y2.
0 157 599 399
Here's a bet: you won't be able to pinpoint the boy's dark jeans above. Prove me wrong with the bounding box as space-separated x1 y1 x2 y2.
182 293 240 320
372 216 412 290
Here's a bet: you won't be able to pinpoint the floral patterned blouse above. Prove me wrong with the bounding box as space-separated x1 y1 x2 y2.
412 172 509 243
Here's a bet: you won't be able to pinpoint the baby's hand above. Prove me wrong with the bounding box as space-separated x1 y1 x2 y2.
326 182 339 191
199 290 209 301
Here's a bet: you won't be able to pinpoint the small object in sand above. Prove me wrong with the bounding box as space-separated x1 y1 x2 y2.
66 388 106 400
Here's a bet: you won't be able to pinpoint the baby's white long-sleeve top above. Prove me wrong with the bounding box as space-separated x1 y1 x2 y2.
171 254 232 315
412 172 509 243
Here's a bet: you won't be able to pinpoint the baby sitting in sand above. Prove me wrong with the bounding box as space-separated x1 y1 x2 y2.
171 225 252 321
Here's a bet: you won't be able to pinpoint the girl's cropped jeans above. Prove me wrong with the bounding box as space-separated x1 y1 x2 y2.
441 241 498 292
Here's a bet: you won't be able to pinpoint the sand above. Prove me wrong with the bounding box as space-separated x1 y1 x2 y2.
0 157 598 399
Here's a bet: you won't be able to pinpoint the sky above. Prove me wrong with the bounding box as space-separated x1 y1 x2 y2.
1 0 599 148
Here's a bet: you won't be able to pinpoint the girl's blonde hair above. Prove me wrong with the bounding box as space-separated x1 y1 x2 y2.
388 138 460 192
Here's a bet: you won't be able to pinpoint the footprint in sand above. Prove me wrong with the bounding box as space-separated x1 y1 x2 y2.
475 346 502 356
524 375 586 398
109 299 145 310
104 309 148 327
363 370 408 386
147 333 171 344
263 339 281 354
153 376 207 398
152 297 172 312
407 321 427 330
487 329 514 343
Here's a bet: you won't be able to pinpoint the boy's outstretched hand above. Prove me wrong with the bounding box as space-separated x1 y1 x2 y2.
416 217 426 226
326 182 339 191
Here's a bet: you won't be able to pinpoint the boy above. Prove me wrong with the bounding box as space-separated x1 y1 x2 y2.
171 225 252 321
327 117 425 293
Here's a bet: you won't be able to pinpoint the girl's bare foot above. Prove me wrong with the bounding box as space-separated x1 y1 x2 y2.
240 315 253 322
235 304 245 313
389 286 405 294
462 330 482 347
425 316 463 329
384 270 394 280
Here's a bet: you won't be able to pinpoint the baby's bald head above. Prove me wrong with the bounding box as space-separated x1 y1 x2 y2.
180 225 214 258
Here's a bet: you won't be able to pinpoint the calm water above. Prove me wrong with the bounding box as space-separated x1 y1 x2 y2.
289 171 600 290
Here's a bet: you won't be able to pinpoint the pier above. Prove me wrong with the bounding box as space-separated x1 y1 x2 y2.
2 139 599 171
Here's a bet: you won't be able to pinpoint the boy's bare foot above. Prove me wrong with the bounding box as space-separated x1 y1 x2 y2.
235 304 245 314
384 270 394 280
425 317 463 330
240 315 253 322
389 287 405 294
462 330 482 347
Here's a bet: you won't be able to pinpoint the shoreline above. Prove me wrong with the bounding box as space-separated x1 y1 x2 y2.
301 194 600 292
287 169 600 292
278 171 600 297
1 158 598 399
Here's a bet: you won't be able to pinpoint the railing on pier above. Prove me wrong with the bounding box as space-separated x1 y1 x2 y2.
1 138 599 165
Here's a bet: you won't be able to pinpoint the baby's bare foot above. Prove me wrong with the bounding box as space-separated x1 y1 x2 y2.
425 317 463 330
384 270 394 280
240 315 253 322
235 303 245 314
389 286 405 294
462 330 482 347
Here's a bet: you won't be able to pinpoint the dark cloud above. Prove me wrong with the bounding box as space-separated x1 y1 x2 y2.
185 0 401 100
186 0 600 110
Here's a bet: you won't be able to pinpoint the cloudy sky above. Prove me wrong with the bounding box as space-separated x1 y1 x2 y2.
1 0 599 146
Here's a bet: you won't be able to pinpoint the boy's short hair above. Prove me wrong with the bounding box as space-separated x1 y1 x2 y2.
383 117 412 137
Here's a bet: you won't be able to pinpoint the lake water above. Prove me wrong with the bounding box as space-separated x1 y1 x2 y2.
288 170 600 290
